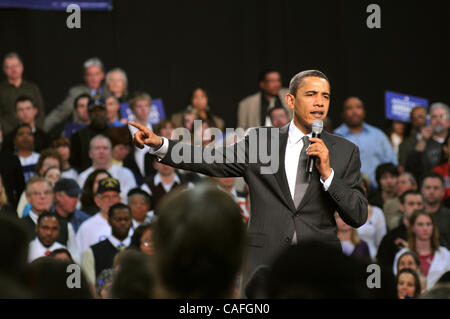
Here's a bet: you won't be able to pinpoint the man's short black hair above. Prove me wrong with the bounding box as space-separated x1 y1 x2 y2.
289 70 329 97
258 68 280 83
73 93 91 109
420 172 445 189
37 211 59 226
15 95 34 108
375 163 399 186
399 190 422 205
108 203 132 219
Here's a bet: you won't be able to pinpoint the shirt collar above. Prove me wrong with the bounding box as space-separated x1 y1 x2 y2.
288 120 311 145
108 235 131 248
154 173 181 186
29 210 39 224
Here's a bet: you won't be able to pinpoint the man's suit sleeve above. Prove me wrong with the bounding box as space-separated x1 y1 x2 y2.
327 145 368 228
158 137 249 178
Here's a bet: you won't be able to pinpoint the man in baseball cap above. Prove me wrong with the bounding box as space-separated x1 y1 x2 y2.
76 177 122 255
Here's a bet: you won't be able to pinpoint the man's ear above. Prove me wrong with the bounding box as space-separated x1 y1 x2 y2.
285 93 295 111
32 107 38 118
259 80 265 91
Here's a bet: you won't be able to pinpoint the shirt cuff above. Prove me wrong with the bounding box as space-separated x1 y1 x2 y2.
148 137 169 160
320 168 334 191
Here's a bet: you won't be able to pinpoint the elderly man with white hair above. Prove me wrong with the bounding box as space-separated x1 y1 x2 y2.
44 57 106 132
77 134 137 202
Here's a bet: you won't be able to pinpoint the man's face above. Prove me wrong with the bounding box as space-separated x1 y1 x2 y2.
401 194 423 217
84 65 104 90
270 108 290 128
36 216 60 247
95 191 121 214
379 172 398 194
89 138 112 166
154 162 175 177
260 72 282 97
286 76 330 132
75 97 90 123
3 57 23 80
109 208 132 239
27 181 54 213
55 192 78 214
410 107 427 130
105 96 120 121
343 97 365 128
16 100 38 125
421 177 444 205
14 126 34 150
128 194 150 222
397 174 415 196
430 107 449 135
133 99 151 122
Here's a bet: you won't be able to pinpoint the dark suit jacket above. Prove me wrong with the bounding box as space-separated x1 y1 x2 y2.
0 151 25 208
157 124 368 287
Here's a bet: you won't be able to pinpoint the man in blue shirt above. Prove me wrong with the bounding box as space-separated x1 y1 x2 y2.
334 96 397 189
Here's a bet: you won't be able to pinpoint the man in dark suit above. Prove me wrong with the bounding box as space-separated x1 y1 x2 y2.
130 70 368 290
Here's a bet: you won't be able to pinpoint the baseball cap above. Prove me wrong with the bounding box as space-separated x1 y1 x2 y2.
88 97 106 112
97 177 121 194
54 178 84 197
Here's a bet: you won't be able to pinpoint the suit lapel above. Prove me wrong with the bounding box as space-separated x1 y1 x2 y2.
296 131 336 211
273 124 297 212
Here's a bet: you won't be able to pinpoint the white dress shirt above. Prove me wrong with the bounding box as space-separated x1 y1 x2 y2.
28 238 66 263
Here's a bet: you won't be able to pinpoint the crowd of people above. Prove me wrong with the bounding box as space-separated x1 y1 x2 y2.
0 53 449 299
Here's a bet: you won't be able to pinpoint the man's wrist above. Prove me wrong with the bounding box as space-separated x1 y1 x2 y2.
321 168 332 181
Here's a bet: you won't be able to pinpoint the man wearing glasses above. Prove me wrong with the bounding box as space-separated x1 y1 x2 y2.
405 102 450 183
22 177 54 240
76 177 122 255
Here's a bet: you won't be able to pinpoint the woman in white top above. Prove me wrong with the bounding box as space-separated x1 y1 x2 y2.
357 174 387 260
393 210 450 290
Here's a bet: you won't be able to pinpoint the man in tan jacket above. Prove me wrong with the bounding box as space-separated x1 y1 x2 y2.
237 69 291 130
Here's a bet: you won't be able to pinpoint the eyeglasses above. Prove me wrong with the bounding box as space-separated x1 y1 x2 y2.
30 190 53 197
431 114 448 120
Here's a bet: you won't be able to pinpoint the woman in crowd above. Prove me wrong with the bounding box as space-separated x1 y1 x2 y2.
171 88 224 130
335 212 371 262
108 126 132 167
129 223 154 256
52 137 78 181
357 174 387 260
395 250 426 293
396 268 421 299
387 120 409 161
14 123 40 183
0 176 16 217
105 95 126 127
105 68 130 122
393 210 450 290
42 166 61 187
79 169 111 215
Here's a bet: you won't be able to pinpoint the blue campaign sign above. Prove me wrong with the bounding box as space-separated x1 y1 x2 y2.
385 91 428 122
0 0 112 10
120 98 166 125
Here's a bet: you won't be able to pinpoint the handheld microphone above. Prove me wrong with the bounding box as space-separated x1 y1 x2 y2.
306 120 324 174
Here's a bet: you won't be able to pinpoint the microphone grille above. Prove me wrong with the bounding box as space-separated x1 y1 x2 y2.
312 120 324 134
